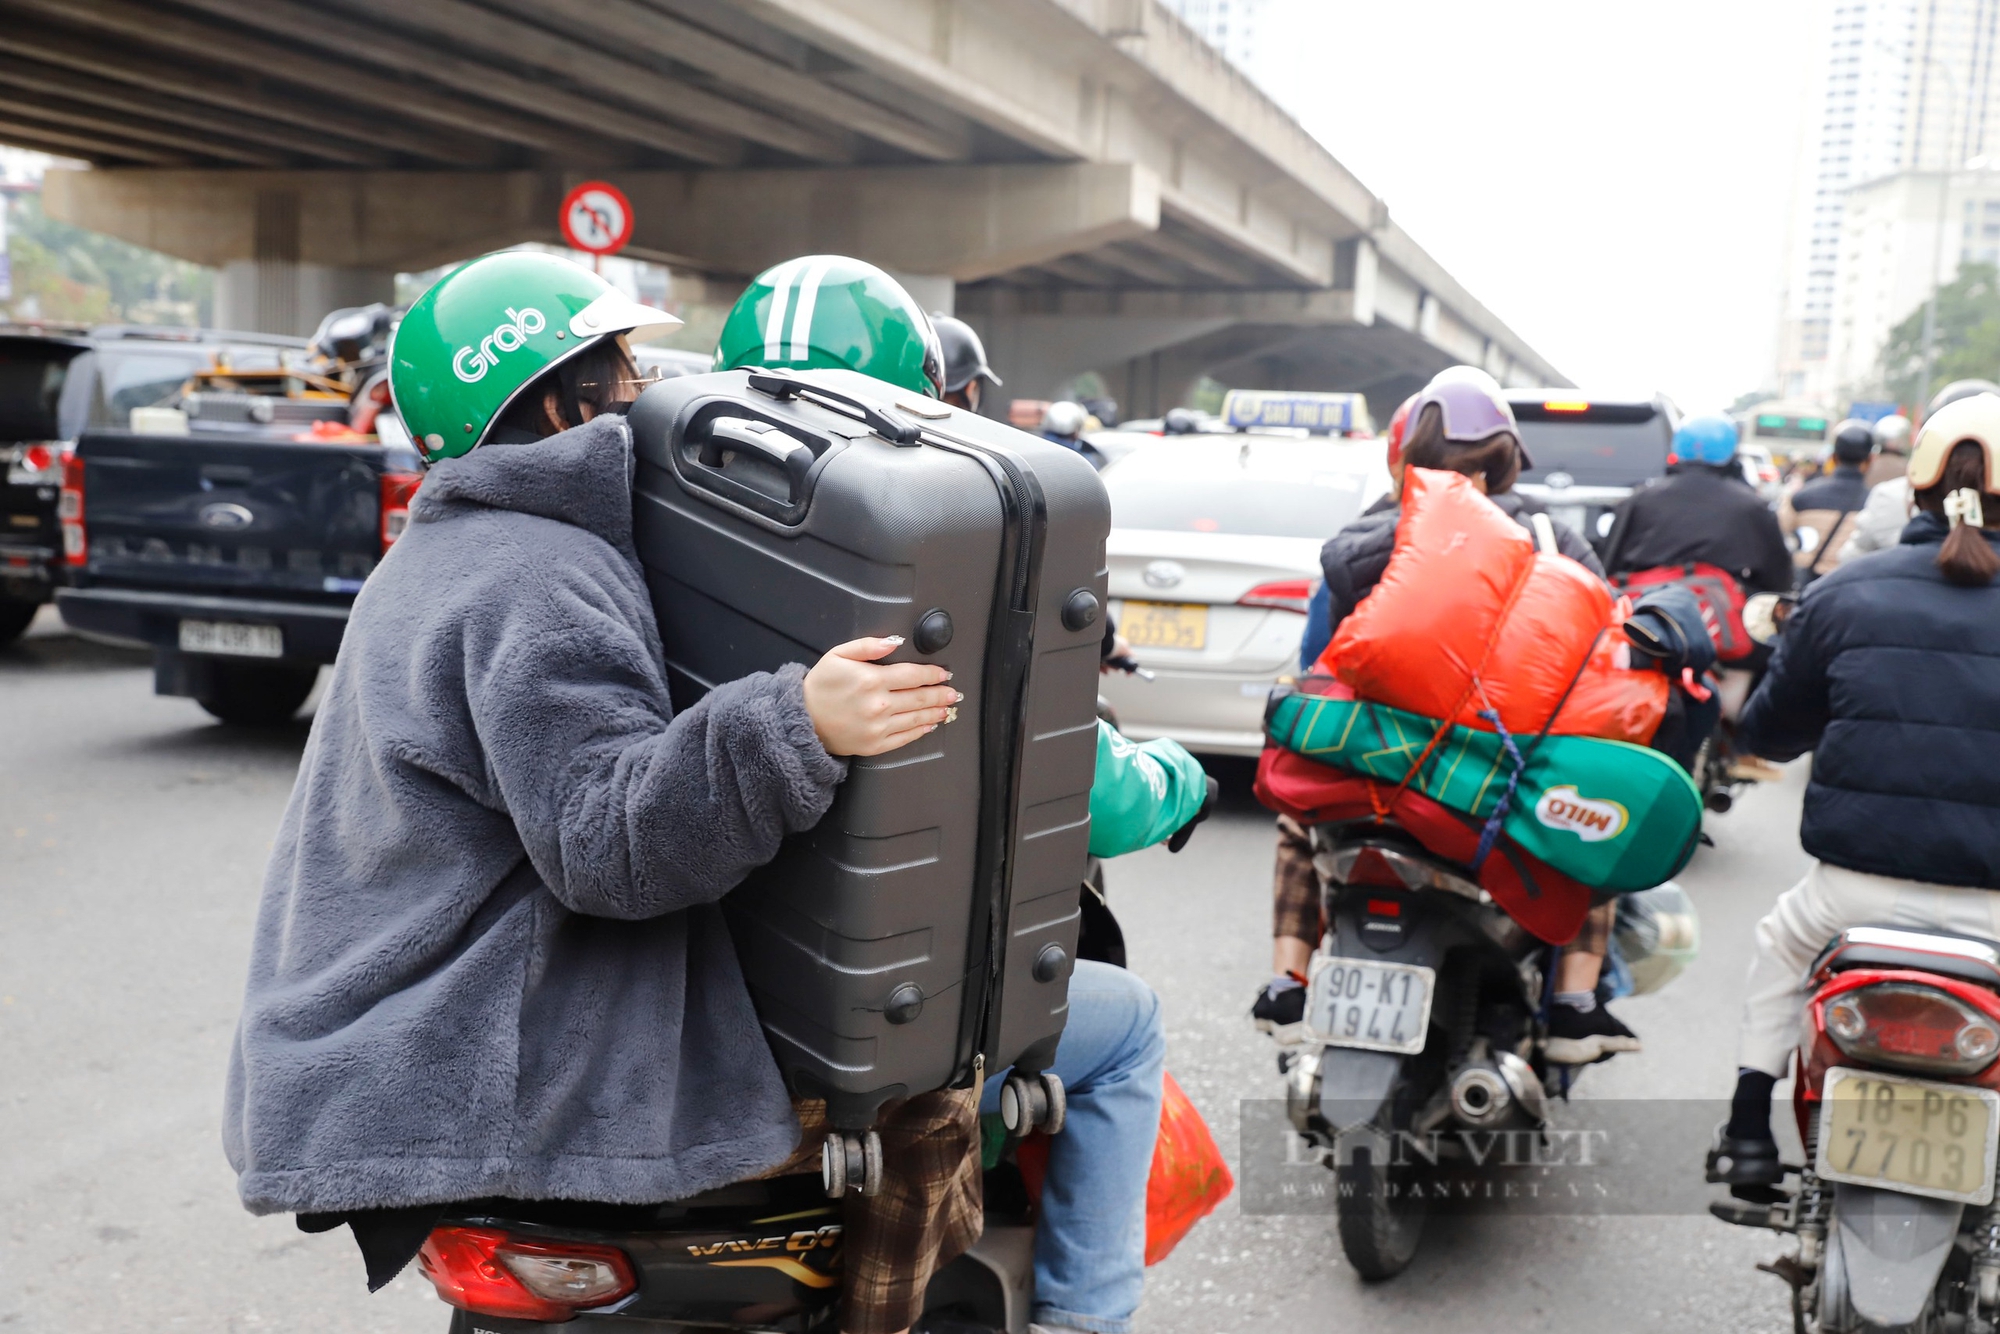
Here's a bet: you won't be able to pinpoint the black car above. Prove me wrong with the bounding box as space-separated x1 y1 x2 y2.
0 325 309 645
1505 390 1680 552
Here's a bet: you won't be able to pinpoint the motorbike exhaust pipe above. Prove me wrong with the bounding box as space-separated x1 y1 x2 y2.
1449 1062 1514 1128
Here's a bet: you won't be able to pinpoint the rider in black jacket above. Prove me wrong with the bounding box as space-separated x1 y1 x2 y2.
1258 369 1639 1067
1781 420 1876 585
1600 414 1793 596
1708 395 2000 1200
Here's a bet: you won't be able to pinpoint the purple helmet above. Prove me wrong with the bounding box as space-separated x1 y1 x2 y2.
1410 367 1534 468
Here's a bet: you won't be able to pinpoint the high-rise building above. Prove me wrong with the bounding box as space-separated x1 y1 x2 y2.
1157 0 1281 93
1776 0 2000 405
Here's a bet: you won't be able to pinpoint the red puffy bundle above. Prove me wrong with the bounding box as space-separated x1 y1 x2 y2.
1315 469 1665 745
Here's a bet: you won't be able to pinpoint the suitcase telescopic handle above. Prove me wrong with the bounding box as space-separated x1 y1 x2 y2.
746 370 922 445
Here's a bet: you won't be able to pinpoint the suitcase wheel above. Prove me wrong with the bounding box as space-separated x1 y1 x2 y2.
998 1071 1067 1137
822 1129 884 1199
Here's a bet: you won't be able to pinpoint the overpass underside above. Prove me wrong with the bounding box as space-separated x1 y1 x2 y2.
14 0 1562 415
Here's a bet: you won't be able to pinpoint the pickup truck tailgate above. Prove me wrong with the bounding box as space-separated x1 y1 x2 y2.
74 430 386 599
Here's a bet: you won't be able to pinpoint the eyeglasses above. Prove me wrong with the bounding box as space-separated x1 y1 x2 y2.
576 371 666 394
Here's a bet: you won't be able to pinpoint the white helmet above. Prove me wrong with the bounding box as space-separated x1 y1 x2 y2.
1873 413 1913 455
1042 400 1087 438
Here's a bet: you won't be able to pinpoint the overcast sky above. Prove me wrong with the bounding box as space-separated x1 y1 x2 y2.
1257 0 1820 412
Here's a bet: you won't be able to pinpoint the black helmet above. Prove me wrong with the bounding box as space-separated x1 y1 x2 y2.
930 314 1002 395
1927 379 2000 417
1831 419 1876 464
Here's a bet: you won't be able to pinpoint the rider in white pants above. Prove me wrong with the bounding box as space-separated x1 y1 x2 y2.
1707 397 2000 1201
1736 863 2000 1079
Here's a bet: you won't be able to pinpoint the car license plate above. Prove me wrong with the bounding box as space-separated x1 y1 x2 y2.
1122 600 1207 651
1308 956 1435 1055
1816 1066 2000 1205
178 618 283 659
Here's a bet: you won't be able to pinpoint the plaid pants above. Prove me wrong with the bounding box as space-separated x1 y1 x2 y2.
769 1088 982 1334
1272 815 1321 946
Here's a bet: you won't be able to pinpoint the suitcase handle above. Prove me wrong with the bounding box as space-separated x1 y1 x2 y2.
747 370 922 445
690 416 818 507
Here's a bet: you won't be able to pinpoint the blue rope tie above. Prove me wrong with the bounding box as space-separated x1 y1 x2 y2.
1471 705 1528 869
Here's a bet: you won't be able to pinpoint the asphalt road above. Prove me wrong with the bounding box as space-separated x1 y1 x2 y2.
2 606 1813 1333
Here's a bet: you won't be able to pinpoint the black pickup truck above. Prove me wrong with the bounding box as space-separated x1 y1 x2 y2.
2 325 318 645
56 427 424 724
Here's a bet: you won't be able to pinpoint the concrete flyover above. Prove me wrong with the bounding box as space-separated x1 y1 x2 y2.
23 0 1565 415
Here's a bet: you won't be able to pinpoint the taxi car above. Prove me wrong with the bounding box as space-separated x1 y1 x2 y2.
1096 390 1389 755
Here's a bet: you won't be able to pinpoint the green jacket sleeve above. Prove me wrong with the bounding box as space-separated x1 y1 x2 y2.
1087 720 1210 858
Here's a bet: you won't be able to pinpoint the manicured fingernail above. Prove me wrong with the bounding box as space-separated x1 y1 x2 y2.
925 723 939 733
951 689 965 703
943 706 959 724
882 635 905 646
943 670 954 680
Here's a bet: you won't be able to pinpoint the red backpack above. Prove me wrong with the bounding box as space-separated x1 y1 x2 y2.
1612 563 1753 662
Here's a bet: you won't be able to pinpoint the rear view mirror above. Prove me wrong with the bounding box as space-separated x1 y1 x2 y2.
1743 592 1796 644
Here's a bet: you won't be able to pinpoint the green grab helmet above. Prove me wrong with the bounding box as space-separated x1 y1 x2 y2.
390 250 682 460
713 255 944 397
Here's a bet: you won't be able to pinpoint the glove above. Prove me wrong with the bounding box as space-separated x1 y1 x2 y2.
1166 775 1221 853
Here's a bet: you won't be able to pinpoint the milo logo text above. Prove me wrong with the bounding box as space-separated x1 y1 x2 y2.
1533 785 1628 842
453 306 546 383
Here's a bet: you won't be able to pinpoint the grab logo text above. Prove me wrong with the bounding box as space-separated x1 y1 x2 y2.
453 306 546 383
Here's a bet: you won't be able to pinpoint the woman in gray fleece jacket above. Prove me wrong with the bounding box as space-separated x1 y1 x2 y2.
223 254 959 1319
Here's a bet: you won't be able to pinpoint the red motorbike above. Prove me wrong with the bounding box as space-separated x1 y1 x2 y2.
1715 926 2000 1332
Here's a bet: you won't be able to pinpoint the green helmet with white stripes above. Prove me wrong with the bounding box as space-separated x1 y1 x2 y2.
713 255 945 397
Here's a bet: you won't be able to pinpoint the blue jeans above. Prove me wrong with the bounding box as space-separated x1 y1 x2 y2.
981 959 1165 1334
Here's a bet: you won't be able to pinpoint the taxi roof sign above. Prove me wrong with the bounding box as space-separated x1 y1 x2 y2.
1220 389 1371 436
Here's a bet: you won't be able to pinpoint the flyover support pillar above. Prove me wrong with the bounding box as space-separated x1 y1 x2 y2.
215 261 394 338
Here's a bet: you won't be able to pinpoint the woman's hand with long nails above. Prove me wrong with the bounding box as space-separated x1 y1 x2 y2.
803 637 961 757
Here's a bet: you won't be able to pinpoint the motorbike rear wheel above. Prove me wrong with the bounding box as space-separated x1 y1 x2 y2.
1334 1131 1427 1280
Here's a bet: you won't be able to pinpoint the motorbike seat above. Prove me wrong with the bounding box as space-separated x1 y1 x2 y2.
1811 925 2000 990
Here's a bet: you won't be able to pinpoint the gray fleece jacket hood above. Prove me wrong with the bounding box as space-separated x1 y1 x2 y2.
224 414 846 1215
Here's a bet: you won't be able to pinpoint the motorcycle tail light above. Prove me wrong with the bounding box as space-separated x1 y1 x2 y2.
417 1226 635 1322
1823 982 2000 1076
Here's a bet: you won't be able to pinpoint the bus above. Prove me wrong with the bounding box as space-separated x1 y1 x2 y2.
1734 399 1834 461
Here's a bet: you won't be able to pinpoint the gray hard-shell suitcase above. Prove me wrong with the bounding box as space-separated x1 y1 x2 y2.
628 367 1109 1133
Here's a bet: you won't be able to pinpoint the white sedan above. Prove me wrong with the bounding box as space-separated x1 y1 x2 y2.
1096 435 1391 755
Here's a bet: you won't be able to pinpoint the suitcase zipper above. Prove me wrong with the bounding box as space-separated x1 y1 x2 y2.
917 431 1050 1087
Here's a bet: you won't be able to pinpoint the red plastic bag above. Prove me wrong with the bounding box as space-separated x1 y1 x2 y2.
1316 469 1665 744
1013 1071 1233 1267
1143 1072 1233 1265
